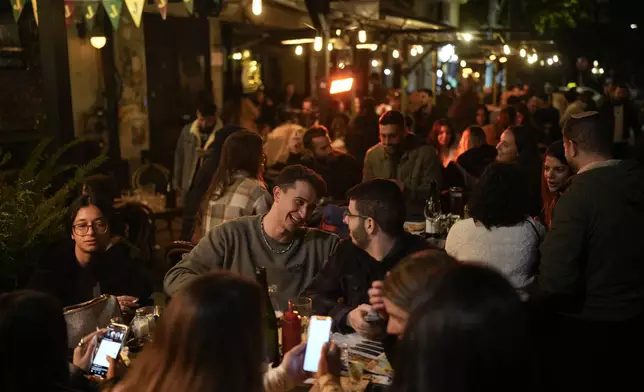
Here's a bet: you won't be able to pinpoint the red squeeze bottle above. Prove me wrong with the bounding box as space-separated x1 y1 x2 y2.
281 303 302 355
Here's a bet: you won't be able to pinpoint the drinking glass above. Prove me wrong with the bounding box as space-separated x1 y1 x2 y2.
289 296 312 337
348 359 365 391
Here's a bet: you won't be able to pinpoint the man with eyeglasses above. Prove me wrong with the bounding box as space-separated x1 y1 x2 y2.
303 179 430 339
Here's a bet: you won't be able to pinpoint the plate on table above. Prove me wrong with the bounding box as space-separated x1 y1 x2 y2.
404 221 425 235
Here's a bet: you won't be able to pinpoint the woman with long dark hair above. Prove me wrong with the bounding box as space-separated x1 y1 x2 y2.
541 141 573 229
198 131 272 237
0 290 107 392
28 195 148 309
496 125 543 217
428 119 459 168
115 271 328 392
391 264 537 392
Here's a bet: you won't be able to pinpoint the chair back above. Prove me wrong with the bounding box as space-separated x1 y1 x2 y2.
116 202 156 263
132 163 170 194
165 241 194 269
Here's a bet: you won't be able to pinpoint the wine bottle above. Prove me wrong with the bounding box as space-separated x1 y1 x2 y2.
255 266 281 366
281 302 301 355
424 180 442 238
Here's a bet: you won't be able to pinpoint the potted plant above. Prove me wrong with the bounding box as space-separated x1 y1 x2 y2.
0 138 106 292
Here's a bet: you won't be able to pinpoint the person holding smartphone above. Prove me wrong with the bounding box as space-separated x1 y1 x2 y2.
0 290 121 392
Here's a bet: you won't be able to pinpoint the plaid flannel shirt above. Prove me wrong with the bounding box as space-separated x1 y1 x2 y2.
203 172 272 233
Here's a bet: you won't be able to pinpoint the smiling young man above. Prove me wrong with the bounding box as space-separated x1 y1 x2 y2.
164 165 339 309
302 179 430 339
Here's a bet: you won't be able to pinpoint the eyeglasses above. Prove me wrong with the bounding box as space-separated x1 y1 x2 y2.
72 220 108 236
343 210 370 220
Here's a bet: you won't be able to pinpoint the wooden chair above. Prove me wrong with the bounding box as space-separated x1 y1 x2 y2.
116 202 156 265
165 241 195 269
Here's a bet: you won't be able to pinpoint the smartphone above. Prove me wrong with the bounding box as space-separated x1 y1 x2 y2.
89 323 129 378
303 315 333 372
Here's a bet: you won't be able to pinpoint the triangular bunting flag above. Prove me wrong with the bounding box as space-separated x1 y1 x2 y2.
102 0 122 30
10 0 29 22
84 1 100 31
32 0 38 25
64 0 75 27
124 0 145 27
155 0 168 20
183 0 194 15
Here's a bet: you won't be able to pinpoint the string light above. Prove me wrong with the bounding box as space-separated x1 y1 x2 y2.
392 49 400 59
416 45 424 54
384 68 391 75
520 48 527 58
499 57 507 63
437 69 443 77
489 54 496 61
242 50 251 58
339 62 345 69
462 32 473 42
295 45 303 56
328 43 333 51
358 30 367 43
251 0 262 16
460 60 466 67
503 45 511 55
547 58 553 65
335 29 341 36
314 36 322 52
553 55 559 63
371 59 379 67
410 47 418 57
232 52 242 60
593 60 599 67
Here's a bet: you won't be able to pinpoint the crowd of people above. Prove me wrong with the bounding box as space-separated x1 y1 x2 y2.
2 77 644 392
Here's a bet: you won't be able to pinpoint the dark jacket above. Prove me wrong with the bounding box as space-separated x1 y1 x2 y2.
538 160 644 321
302 233 431 332
28 240 150 308
301 152 362 201
179 125 245 241
363 134 442 218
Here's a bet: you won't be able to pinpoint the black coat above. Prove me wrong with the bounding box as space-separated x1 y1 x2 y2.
28 240 150 308
303 233 431 331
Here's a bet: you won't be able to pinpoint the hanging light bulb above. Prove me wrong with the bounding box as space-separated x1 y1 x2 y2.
295 45 303 56
520 48 527 58
489 54 497 61
314 36 323 52
371 59 379 67
499 57 508 63
410 47 418 57
503 44 511 55
90 36 107 49
437 69 443 78
392 49 400 59
384 68 391 76
416 45 424 54
547 58 553 65
335 29 341 36
251 0 262 16
358 30 367 43
553 55 559 63
327 43 333 51
462 32 473 42
460 60 466 67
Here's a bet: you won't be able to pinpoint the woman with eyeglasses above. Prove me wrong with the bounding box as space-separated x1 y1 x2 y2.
29 195 149 310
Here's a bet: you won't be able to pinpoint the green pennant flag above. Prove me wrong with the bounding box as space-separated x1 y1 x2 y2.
183 0 194 15
84 1 100 31
102 0 122 30
10 0 30 22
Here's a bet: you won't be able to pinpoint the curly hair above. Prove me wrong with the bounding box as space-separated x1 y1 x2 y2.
467 162 529 229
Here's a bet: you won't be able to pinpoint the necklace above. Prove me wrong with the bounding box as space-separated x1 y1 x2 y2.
260 217 295 254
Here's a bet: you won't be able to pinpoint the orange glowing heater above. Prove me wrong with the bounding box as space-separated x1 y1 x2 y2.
329 77 354 94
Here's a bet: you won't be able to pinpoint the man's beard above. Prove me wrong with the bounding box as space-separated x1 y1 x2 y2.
350 225 370 249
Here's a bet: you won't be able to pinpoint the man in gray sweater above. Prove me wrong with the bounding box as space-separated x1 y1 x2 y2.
164 165 339 309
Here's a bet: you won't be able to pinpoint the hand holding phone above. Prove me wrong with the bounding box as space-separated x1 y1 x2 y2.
303 316 333 372
89 323 129 378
